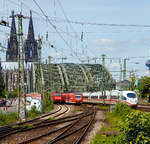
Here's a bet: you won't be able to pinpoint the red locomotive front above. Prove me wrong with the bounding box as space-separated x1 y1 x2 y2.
53 93 62 103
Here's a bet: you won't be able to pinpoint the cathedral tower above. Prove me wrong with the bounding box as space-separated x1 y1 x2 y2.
6 11 18 62
24 11 38 63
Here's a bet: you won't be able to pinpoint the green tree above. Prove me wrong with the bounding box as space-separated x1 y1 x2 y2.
8 89 18 98
0 77 5 98
128 76 136 91
138 76 150 101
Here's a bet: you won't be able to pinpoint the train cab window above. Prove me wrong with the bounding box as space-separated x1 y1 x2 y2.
127 93 136 98
75 96 81 99
121 96 127 100
111 96 119 99
55 94 61 97
91 96 98 99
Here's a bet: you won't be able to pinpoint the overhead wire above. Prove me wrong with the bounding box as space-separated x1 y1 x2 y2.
56 0 79 40
56 0 96 59
3 0 150 64
32 0 84 62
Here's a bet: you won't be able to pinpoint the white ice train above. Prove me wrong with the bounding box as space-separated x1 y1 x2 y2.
82 90 138 107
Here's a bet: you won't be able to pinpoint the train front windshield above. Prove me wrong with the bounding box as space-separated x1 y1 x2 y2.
127 93 136 98
75 93 81 100
55 94 61 97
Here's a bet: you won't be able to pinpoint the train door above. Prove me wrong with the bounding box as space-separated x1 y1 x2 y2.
105 91 111 104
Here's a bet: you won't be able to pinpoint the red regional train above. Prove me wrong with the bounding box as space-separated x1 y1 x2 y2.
53 92 83 104
53 93 62 103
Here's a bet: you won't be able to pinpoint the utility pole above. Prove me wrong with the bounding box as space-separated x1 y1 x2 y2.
101 54 105 67
12 12 28 120
48 56 53 103
37 36 44 113
119 59 122 81
123 58 129 81
102 68 106 105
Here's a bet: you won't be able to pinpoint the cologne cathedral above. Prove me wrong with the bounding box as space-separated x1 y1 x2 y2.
3 10 38 92
6 11 38 62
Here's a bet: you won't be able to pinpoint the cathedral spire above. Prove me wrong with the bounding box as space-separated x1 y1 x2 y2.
24 10 38 62
27 10 34 40
10 11 17 38
6 11 18 62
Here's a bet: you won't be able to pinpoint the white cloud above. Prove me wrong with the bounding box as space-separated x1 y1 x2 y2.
92 38 116 46
98 47 114 51
49 52 60 58
92 38 117 52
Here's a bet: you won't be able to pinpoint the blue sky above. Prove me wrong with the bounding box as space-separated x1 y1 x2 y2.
0 0 150 81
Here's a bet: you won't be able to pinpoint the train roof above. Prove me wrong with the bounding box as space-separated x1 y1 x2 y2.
122 90 136 94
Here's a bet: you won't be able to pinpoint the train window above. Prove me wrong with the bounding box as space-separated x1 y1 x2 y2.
111 96 119 99
99 96 107 99
55 94 61 96
75 96 81 99
84 96 89 98
127 93 136 98
91 96 98 99
121 96 127 100
75 92 81 96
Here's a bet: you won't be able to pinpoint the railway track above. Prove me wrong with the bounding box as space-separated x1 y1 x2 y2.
46 108 96 144
136 104 150 112
0 104 70 141
0 106 96 144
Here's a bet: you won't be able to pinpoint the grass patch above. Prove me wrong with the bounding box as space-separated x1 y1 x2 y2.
91 133 124 144
49 117 55 121
104 112 122 132
0 112 18 126
73 107 80 113
27 125 34 129
12 125 19 128
91 103 133 144
98 104 109 110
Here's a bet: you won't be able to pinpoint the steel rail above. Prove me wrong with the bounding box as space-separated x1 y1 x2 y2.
46 110 95 144
0 105 70 139
73 108 96 144
0 104 62 132
16 111 93 144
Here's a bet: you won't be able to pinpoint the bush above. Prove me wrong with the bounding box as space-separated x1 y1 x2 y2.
43 92 53 113
27 106 41 119
92 103 150 144
112 103 131 118
121 111 150 143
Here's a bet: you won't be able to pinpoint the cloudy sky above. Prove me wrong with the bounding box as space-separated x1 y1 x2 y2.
0 0 150 81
